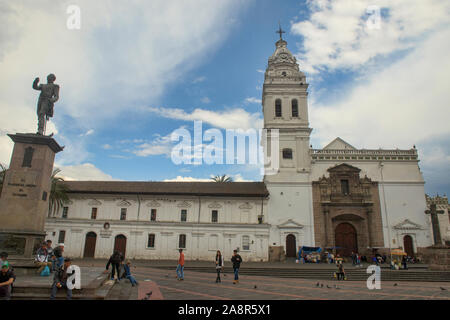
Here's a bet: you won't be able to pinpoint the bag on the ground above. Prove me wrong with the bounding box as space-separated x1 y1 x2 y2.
40 265 50 276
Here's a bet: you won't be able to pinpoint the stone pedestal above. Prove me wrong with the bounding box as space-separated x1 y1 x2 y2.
0 133 63 266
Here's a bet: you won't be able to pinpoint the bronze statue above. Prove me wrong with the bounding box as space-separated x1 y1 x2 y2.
33 74 59 135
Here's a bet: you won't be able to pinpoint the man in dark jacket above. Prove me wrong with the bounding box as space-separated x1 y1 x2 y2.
50 258 74 300
231 250 243 284
0 262 15 300
106 251 123 281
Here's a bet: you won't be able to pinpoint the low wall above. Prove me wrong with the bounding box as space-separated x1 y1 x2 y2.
417 246 450 270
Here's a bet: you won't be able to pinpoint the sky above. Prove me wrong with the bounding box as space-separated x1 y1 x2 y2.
0 0 449 196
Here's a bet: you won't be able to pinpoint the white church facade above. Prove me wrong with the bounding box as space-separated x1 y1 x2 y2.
44 36 433 261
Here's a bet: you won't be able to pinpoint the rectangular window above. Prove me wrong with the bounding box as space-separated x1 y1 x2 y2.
341 180 350 195
242 236 250 251
120 208 127 220
211 210 218 223
179 234 186 249
91 207 97 220
147 234 155 248
62 207 69 219
180 209 187 222
58 230 66 244
283 148 293 159
150 209 157 221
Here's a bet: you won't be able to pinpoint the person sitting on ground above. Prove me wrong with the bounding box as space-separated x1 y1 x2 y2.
122 260 138 286
0 262 15 301
35 242 52 274
106 250 123 281
50 258 74 300
46 240 56 272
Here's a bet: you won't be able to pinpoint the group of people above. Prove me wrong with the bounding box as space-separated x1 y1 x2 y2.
176 249 243 284
105 250 138 287
35 240 65 274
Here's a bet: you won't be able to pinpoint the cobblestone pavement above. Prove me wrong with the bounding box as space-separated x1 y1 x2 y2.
117 266 450 300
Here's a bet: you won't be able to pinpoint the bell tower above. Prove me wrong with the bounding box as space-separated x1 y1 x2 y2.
262 29 312 183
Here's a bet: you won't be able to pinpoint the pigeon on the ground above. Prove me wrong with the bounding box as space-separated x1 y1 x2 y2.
440 287 447 291
326 285 331 289
393 283 398 287
254 285 257 289
316 282 320 287
321 284 323 288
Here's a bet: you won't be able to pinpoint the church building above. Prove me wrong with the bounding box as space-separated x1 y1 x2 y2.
44 34 433 261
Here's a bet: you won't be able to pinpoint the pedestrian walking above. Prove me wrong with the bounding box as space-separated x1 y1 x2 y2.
176 249 185 281
106 250 124 281
337 262 345 280
50 258 74 300
122 260 138 286
215 250 224 283
0 262 15 300
231 250 242 284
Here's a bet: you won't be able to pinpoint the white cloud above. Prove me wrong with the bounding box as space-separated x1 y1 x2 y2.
146 106 263 130
310 28 450 150
200 97 211 104
0 0 249 166
291 0 450 74
132 133 174 157
102 144 112 150
245 97 262 104
192 76 206 84
163 176 211 182
55 163 115 181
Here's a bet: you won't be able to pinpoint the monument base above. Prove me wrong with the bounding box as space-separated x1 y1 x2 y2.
0 230 46 275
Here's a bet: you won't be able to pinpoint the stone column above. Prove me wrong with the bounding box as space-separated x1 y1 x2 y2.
366 208 373 248
0 133 63 268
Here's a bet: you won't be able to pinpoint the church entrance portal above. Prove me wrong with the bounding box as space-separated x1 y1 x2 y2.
335 223 358 257
403 235 414 257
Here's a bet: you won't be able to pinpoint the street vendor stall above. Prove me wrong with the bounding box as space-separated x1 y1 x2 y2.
390 249 407 270
298 246 322 263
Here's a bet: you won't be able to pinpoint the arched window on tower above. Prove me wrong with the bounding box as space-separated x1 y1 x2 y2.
275 99 282 117
292 99 298 117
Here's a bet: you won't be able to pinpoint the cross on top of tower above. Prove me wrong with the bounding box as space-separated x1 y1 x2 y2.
276 23 285 40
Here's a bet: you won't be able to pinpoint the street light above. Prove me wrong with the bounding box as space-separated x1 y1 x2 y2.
379 162 393 266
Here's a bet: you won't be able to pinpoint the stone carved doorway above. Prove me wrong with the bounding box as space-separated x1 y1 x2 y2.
335 223 358 257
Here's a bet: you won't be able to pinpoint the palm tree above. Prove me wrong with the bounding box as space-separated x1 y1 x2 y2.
210 174 233 183
0 163 7 196
49 168 70 217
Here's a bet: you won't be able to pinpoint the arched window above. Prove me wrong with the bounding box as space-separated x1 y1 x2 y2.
282 148 293 159
275 99 282 117
292 99 298 117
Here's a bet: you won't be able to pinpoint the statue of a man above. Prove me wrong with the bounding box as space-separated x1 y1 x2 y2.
33 74 60 135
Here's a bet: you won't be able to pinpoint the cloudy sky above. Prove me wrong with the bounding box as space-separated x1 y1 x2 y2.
0 0 449 196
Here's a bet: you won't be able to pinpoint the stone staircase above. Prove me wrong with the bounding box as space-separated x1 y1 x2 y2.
149 265 450 282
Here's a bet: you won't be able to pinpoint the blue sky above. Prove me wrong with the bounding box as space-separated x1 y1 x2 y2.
0 0 449 196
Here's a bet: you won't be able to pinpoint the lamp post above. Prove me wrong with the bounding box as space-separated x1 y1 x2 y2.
379 162 393 264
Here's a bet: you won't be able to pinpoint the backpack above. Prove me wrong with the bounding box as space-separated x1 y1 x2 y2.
40 265 50 276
